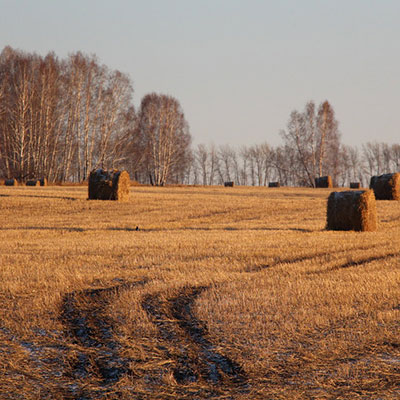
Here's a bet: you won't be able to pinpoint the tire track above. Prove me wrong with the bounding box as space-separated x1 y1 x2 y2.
61 279 147 398
142 286 247 392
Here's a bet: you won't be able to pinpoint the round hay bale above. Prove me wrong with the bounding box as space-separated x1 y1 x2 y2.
350 182 361 189
26 180 40 186
112 170 130 201
88 169 130 201
327 189 377 232
268 182 280 188
224 181 234 187
39 178 48 187
315 176 333 188
369 173 400 200
5 179 18 186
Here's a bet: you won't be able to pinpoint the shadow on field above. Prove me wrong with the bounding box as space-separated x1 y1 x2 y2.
0 226 86 232
137 226 316 233
1 193 78 201
309 252 399 275
246 242 385 273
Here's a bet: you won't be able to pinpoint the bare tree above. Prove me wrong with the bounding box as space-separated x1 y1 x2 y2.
239 146 249 186
0 46 136 183
195 144 209 185
136 93 191 186
208 144 218 185
391 144 400 171
317 101 339 177
281 100 341 186
218 144 236 183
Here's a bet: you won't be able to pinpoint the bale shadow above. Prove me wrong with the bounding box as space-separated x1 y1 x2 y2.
309 252 399 275
246 242 385 273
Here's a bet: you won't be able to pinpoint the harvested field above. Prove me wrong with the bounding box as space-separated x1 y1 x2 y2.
1 185 400 399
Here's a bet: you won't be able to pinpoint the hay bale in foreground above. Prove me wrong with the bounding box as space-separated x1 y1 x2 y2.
224 181 234 187
369 173 400 200
268 182 280 188
5 179 18 186
88 169 130 201
327 190 377 231
350 182 361 189
26 180 40 186
315 176 333 188
39 178 48 186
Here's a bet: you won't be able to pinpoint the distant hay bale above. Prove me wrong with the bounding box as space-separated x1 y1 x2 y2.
350 182 361 189
327 190 377 232
268 182 280 188
224 181 234 187
369 173 400 200
315 176 333 188
5 179 18 186
26 180 40 186
39 178 48 187
88 169 130 201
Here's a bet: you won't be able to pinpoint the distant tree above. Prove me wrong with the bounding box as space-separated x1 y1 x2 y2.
218 144 235 183
195 144 209 185
317 101 339 177
281 100 341 186
362 142 383 176
391 144 400 171
135 93 191 186
0 46 135 183
239 146 250 186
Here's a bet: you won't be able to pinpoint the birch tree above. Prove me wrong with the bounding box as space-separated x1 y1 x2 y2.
136 93 191 186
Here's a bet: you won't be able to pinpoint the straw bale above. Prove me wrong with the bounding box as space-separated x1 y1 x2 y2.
88 169 130 201
327 189 377 232
5 179 18 186
268 182 280 187
315 176 333 188
224 181 234 187
369 173 400 200
350 182 361 189
39 178 48 186
26 180 40 186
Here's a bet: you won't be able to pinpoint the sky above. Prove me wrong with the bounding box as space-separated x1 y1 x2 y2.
1 0 399 148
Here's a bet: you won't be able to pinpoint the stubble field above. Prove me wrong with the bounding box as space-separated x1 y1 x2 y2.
0 184 400 399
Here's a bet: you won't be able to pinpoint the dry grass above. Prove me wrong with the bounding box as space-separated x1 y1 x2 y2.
0 185 400 399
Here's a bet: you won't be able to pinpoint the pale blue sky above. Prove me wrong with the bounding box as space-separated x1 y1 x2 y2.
1 0 399 147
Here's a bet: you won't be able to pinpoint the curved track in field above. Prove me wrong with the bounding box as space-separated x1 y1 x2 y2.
142 286 248 395
61 279 147 399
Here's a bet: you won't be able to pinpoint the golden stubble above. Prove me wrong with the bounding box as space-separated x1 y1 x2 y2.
1 184 400 398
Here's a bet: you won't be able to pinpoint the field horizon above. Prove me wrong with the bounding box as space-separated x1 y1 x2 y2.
1 184 399 399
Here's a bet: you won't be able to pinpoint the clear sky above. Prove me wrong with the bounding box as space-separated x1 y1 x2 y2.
1 0 399 148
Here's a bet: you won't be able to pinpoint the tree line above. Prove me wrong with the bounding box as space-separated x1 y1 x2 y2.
0 46 398 187
189 141 400 187
0 46 190 185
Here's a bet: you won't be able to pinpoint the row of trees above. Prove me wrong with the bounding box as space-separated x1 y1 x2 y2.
0 46 191 185
0 46 398 187
187 100 399 187
187 141 400 187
